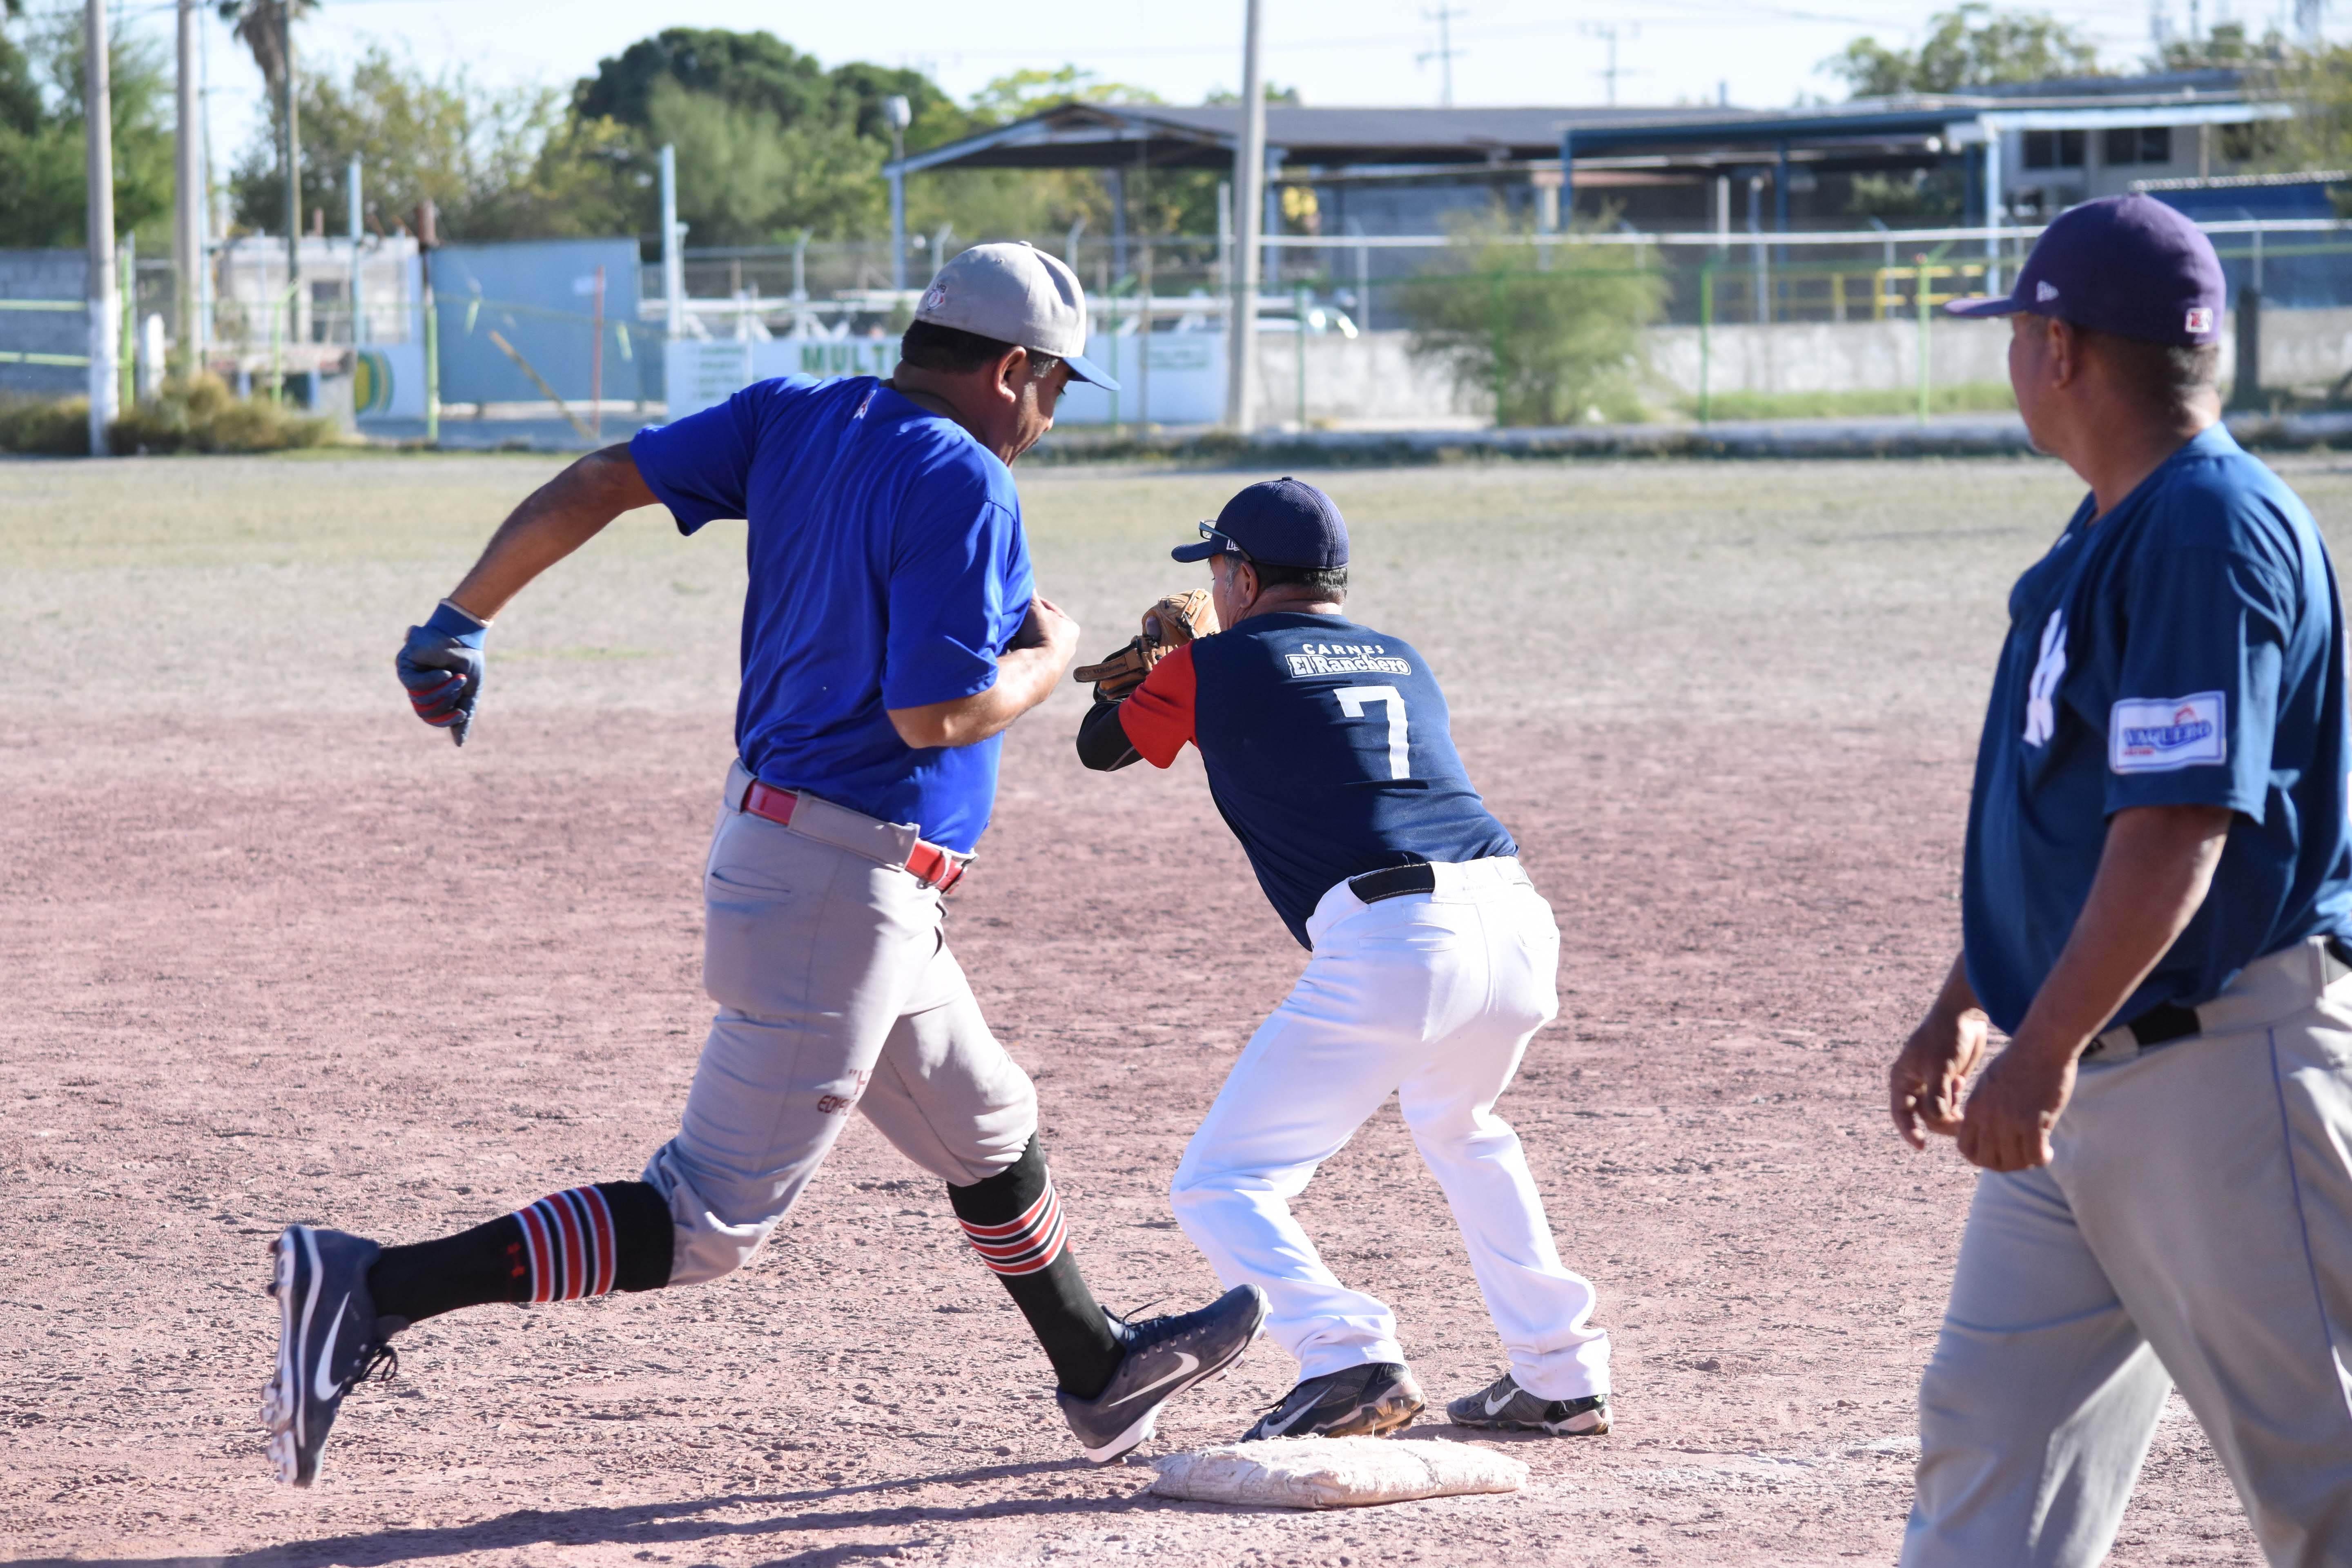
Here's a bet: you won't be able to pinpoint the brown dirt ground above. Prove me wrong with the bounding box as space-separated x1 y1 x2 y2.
12 453 2348 1566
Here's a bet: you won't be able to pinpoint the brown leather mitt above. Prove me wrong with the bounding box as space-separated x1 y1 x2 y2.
1072 589 1220 701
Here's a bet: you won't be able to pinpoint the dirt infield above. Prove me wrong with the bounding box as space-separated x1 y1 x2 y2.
12 453 2346 1566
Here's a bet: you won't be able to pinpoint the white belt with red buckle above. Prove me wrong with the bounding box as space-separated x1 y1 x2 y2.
740 780 970 894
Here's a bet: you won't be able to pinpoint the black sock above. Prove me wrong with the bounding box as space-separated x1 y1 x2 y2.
368 1180 673 1327
948 1136 1125 1399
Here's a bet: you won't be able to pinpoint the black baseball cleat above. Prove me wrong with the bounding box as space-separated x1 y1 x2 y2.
260 1224 400 1487
1057 1283 1270 1464
1243 1361 1425 1441
1445 1371 1611 1436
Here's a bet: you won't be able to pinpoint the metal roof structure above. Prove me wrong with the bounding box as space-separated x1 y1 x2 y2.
890 75 2282 180
891 104 1721 174
876 74 2297 290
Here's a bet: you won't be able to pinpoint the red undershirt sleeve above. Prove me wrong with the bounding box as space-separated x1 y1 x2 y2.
1118 642 1199 768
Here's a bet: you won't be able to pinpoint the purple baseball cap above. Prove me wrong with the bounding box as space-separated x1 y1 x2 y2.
1946 194 2225 346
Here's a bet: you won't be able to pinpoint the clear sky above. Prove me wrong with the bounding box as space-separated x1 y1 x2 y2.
124 0 2331 177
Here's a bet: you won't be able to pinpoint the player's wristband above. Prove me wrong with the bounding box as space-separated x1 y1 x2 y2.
425 598 489 645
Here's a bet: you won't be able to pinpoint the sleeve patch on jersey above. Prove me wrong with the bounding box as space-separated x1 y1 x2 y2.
2109 692 2227 773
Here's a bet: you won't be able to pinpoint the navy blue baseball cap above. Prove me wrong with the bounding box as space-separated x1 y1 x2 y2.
1172 477 1350 569
1946 194 2225 346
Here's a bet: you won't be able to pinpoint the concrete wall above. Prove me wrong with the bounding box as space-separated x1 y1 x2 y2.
2247 306 2352 391
1650 306 2352 399
1259 330 1479 426
1261 306 2352 425
0 249 88 399
1647 318 2013 399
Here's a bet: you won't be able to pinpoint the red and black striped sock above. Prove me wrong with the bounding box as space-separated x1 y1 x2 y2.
948 1136 1123 1399
368 1180 673 1327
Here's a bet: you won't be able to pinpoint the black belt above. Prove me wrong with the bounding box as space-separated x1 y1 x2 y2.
2120 935 2352 1048
1350 861 1437 903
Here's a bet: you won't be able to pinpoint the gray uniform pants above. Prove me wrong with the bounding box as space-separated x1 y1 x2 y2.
1902 937 2352 1568
640 763 1037 1286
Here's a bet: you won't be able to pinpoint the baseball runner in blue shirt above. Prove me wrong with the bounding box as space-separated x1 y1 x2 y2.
1890 197 2352 1565
1073 479 1614 1443
256 242 1266 1488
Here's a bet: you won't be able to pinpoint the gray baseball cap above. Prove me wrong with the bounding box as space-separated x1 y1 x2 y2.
914 241 1120 391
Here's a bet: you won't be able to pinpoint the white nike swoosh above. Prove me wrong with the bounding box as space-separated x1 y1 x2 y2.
1484 1389 1518 1416
1104 1351 1199 1408
1265 1406 1310 1434
312 1298 349 1404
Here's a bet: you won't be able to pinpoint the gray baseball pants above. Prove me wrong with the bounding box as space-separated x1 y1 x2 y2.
640 762 1037 1286
1902 936 2352 1568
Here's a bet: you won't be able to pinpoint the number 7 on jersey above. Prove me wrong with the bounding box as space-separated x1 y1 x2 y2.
1335 685 1411 780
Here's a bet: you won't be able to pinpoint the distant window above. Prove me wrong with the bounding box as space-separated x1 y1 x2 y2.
2103 125 2173 166
2023 129 2086 170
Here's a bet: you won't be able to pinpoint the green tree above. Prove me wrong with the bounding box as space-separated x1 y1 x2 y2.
1823 4 2102 97
903 65 1237 257
968 65 1158 123
0 11 172 248
1400 216 1665 426
2245 42 2352 201
642 76 880 243
568 28 985 245
228 45 640 242
2155 20 2283 71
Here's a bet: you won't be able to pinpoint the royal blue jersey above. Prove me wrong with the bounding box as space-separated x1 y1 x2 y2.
630 376 1033 854
1117 611 1517 946
1962 423 2352 1035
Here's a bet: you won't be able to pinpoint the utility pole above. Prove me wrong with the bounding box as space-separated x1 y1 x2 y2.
1582 23 1639 107
346 152 362 344
85 0 117 454
660 143 684 332
1225 0 1266 433
1418 5 1466 109
281 3 300 350
174 0 203 370
884 94 911 290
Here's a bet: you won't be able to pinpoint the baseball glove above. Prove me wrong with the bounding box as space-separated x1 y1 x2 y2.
1072 589 1219 701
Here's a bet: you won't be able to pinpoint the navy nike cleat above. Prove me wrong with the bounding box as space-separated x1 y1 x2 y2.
260 1225 399 1487
1057 1283 1269 1463
1445 1371 1610 1435
1242 1361 1425 1441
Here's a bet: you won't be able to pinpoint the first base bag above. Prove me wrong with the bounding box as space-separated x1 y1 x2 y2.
1148 1436 1529 1510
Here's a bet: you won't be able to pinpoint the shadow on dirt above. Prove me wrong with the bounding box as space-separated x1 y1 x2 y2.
2 1457 1164 1568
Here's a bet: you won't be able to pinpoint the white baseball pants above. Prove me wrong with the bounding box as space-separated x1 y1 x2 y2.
1902 937 2352 1568
1169 858 1612 1401
641 762 1037 1287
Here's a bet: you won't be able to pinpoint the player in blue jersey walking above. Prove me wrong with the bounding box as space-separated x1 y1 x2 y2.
1075 478 1613 1441
1891 197 2352 1566
257 242 1265 1488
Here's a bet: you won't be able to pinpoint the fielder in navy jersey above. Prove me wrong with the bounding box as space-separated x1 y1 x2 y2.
1076 478 1615 1441
1892 198 2352 1566
255 242 1264 1490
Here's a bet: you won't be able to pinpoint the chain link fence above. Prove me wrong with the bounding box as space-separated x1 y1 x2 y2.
21 217 2352 435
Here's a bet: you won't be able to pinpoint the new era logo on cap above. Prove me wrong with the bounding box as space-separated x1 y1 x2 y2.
2036 281 2060 302
2185 306 2215 333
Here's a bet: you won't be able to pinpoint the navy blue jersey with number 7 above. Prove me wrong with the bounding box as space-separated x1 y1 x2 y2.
1113 611 1517 947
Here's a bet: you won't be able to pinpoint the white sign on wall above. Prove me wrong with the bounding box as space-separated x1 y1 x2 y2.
663 331 1225 426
